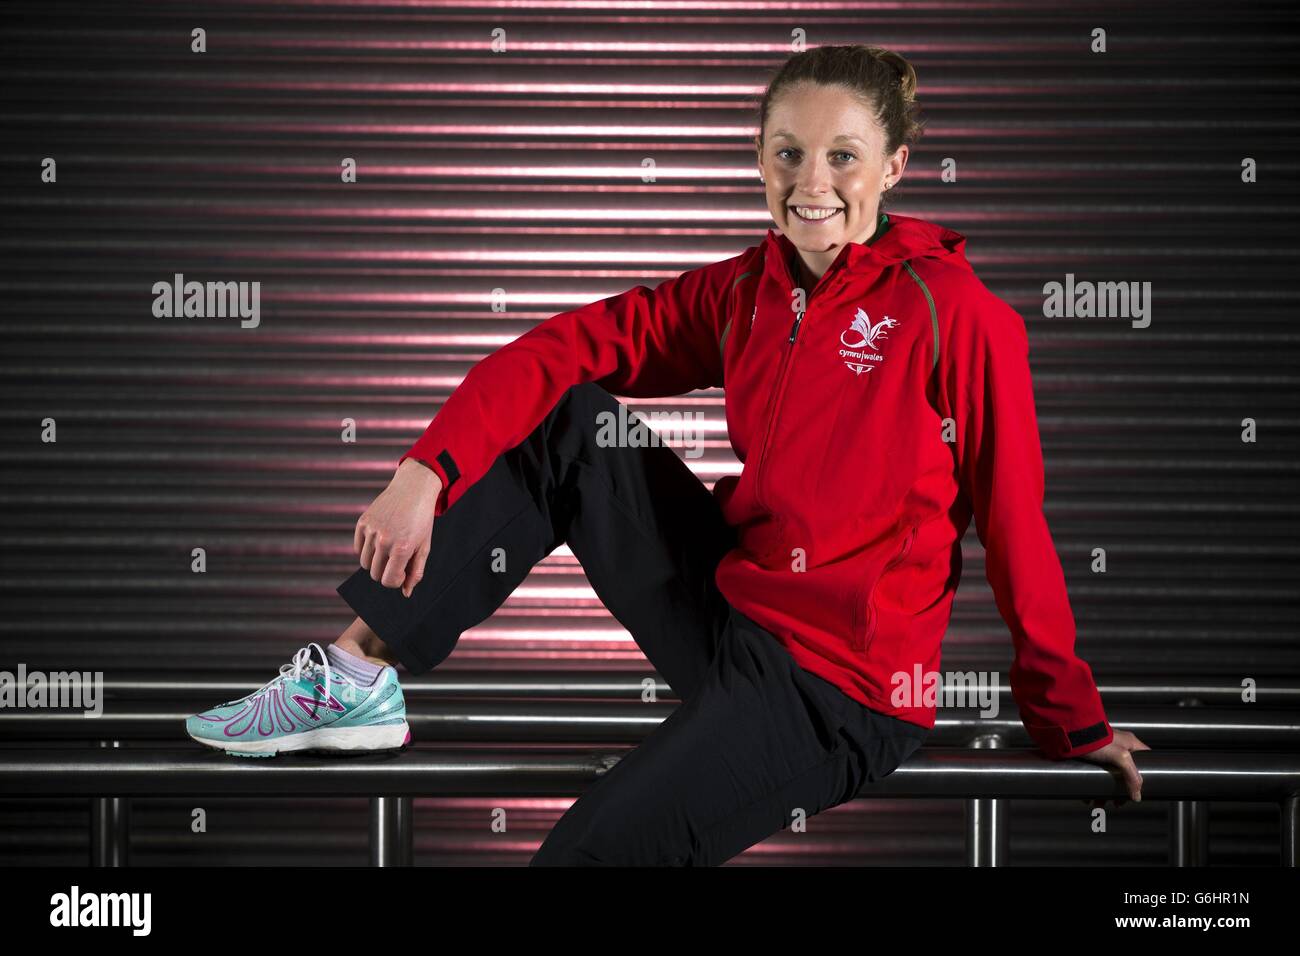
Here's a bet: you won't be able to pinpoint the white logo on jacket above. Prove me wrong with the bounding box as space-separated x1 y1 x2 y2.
838 308 898 375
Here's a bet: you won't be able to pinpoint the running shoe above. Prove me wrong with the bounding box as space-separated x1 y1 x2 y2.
186 643 410 757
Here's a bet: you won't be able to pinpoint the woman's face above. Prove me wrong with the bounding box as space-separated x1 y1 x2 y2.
756 82 908 268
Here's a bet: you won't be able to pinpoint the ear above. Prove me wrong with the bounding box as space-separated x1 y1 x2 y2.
889 145 909 182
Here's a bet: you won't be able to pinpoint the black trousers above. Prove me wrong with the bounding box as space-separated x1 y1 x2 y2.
337 382 928 866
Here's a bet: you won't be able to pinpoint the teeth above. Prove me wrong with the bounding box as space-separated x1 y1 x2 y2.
794 206 840 220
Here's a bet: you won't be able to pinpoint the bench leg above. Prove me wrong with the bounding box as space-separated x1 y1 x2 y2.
370 796 413 866
1170 800 1209 866
90 741 129 867
1283 795 1298 867
966 734 1009 866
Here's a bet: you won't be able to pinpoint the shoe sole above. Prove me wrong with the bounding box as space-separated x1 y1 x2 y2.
189 722 412 758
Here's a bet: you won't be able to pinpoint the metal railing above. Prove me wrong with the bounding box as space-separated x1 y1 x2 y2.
0 746 1296 866
41 673 1300 705
1 677 1297 867
4 701 1298 748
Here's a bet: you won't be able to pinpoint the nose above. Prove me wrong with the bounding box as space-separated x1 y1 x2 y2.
795 152 834 198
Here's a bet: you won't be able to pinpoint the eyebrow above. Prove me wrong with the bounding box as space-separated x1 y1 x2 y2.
769 130 867 146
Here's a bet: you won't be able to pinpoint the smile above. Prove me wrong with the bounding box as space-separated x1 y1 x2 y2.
790 205 843 223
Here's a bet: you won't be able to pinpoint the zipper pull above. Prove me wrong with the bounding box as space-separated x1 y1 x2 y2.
788 310 805 344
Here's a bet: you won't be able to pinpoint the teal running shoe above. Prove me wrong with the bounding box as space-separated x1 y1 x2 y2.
186 643 410 757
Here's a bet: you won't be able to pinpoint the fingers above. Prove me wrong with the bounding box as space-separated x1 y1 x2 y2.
402 541 430 599
356 512 427 593
1122 752 1144 802
380 545 411 589
360 528 413 591
359 528 376 571
1080 746 1143 809
370 538 389 582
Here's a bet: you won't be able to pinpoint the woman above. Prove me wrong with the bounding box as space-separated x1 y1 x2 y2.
187 44 1149 864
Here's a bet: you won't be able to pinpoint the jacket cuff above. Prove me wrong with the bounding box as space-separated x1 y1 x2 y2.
1027 718 1114 760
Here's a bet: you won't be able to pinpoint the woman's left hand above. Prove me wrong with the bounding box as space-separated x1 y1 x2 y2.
1077 729 1151 809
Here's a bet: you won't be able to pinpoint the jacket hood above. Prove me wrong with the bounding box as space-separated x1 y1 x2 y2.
762 211 971 281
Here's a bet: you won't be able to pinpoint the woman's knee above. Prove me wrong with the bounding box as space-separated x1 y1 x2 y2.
555 382 620 430
538 382 616 447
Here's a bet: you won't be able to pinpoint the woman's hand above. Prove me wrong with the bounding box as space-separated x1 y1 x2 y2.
1078 728 1151 810
353 459 444 598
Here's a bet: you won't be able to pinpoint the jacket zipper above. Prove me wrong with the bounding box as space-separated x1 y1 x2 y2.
855 524 917 652
752 254 838 513
752 308 803 512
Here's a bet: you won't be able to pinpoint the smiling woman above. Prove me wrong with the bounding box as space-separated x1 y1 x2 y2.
755 45 926 283
185 41 1146 865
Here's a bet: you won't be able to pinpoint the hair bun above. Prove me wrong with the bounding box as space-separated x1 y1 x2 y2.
869 47 917 101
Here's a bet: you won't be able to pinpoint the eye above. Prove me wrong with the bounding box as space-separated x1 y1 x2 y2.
833 150 857 163
775 147 798 162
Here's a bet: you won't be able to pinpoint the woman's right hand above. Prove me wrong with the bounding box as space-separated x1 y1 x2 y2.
353 458 444 598
1078 728 1150 809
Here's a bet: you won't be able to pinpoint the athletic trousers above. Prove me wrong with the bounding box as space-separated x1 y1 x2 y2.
336 382 928 866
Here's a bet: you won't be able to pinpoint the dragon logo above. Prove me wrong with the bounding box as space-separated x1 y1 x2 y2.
840 308 897 349
838 308 898 375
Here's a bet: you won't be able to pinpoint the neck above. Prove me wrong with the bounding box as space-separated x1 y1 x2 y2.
787 211 889 289
792 253 820 289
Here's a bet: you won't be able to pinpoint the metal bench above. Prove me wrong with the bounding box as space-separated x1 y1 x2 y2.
2 676 1297 867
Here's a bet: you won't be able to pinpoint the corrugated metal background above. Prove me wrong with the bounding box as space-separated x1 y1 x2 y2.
1 0 1297 865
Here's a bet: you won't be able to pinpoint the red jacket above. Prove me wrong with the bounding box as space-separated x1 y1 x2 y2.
401 212 1115 760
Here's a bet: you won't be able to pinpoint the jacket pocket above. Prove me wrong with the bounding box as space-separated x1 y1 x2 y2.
851 524 917 654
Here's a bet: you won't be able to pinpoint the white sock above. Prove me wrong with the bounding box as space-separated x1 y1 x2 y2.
326 643 386 686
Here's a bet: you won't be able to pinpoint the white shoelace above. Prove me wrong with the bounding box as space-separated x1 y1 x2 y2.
240 643 359 709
